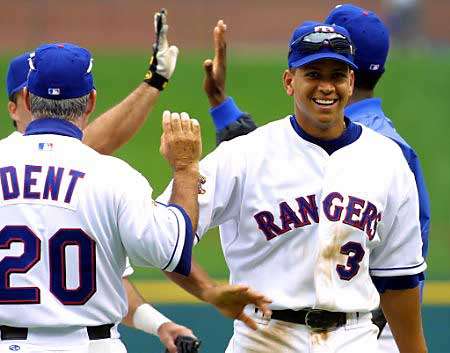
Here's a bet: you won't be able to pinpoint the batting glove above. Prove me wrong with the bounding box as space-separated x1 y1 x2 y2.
164 336 201 353
144 9 179 91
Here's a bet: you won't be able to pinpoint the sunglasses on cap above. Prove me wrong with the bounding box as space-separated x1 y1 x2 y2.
290 32 355 56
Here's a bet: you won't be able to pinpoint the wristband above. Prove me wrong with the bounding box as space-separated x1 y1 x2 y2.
144 70 168 91
209 97 244 131
132 303 171 335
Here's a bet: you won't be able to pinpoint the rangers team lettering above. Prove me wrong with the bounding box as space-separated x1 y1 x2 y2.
0 165 85 203
254 192 382 241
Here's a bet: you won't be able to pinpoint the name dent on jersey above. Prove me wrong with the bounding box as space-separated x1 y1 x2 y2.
254 192 382 241
0 165 85 204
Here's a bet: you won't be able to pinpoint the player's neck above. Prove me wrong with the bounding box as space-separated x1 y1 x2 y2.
295 115 346 141
349 88 374 105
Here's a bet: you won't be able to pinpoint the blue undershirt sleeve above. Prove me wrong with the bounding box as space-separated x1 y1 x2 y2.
209 97 244 131
371 272 424 293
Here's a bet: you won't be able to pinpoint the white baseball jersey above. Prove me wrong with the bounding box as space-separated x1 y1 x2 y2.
1 131 136 278
160 115 425 312
0 120 192 327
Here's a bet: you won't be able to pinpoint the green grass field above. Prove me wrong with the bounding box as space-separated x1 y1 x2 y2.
0 50 449 281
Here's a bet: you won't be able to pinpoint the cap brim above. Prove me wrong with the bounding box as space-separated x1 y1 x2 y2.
8 81 27 98
289 52 358 70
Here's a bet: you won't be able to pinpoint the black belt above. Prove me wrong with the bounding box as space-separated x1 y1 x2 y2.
270 309 349 331
0 324 114 341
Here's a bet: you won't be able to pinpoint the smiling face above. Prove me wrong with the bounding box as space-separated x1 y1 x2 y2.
284 59 354 140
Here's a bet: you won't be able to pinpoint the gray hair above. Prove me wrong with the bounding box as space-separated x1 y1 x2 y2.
29 93 90 122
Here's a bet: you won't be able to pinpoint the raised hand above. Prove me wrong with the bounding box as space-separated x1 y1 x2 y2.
160 111 202 171
144 9 179 90
203 20 228 107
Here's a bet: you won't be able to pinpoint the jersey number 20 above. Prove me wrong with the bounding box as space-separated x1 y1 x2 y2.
0 225 96 305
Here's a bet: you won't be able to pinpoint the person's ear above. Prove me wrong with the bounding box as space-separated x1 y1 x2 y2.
7 101 17 118
85 90 97 116
348 69 355 96
283 69 295 96
24 88 32 112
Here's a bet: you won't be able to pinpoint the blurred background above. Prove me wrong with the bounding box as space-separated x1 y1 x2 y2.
0 0 449 352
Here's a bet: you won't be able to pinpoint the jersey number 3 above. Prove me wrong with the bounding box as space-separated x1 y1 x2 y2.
0 225 96 305
336 241 365 280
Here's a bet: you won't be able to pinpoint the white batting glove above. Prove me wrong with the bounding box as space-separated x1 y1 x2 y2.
144 9 179 90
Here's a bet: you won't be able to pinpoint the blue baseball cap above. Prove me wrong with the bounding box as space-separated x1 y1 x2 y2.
6 52 30 98
28 43 94 100
325 4 390 73
288 21 357 70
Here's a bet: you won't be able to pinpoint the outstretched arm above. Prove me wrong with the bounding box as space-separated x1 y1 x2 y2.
165 259 272 331
380 286 427 353
83 9 178 155
203 20 258 145
83 84 160 155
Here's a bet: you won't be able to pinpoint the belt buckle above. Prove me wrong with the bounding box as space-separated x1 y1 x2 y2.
305 309 336 332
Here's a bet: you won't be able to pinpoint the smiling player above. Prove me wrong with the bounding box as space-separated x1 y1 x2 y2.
204 6 430 352
161 21 427 353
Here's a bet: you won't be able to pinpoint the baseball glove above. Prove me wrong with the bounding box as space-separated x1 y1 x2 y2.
144 8 179 90
165 335 201 353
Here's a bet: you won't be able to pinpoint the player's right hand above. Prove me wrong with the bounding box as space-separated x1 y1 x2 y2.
203 20 227 107
203 284 272 331
158 322 197 353
160 111 202 171
144 9 179 90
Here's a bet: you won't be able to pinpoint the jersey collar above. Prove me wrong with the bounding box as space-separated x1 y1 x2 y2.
344 98 383 122
24 118 83 141
290 115 362 155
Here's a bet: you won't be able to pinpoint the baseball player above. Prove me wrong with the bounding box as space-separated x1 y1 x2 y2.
2 23 272 353
203 6 430 353
160 21 428 353
4 10 197 353
0 42 201 353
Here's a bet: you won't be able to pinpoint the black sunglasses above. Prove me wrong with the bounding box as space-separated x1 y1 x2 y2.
290 32 355 56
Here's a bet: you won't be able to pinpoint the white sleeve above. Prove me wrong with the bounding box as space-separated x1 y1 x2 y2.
118 171 193 276
158 140 245 240
122 257 134 277
370 160 426 277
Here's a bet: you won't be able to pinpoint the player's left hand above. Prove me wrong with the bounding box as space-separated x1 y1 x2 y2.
144 9 179 90
158 322 197 353
203 20 227 107
203 284 272 330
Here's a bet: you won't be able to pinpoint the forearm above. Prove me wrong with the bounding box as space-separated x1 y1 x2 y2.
122 277 173 336
380 286 427 353
209 97 258 145
164 259 217 301
216 114 258 145
169 165 199 230
122 277 146 327
83 83 160 155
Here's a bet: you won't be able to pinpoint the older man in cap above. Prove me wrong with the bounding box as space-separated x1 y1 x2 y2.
3 11 196 353
0 42 202 353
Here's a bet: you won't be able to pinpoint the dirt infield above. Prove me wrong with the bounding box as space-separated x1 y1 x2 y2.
0 0 448 52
